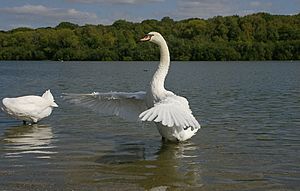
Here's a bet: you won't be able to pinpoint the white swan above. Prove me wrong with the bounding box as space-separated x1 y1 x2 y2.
1 90 58 124
64 32 200 141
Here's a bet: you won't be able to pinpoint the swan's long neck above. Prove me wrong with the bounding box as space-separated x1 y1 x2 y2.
150 39 170 98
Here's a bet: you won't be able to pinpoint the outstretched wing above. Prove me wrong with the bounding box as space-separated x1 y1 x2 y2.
63 91 147 122
139 95 200 130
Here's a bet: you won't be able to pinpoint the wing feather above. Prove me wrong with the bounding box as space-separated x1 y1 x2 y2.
139 95 200 130
148 108 158 121
63 91 147 122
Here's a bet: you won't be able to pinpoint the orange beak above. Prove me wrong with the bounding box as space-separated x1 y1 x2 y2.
140 34 153 42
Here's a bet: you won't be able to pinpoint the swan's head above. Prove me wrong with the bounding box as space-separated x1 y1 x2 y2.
140 32 165 45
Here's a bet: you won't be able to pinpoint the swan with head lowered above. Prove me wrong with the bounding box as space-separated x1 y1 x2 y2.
2 90 58 124
64 32 200 141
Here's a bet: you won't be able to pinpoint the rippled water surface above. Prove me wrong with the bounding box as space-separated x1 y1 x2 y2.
0 61 299 190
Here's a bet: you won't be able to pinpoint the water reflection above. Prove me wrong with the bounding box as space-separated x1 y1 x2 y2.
96 141 146 164
138 142 202 190
94 141 202 190
3 124 56 159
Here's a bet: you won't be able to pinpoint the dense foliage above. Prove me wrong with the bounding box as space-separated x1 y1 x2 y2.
0 13 299 61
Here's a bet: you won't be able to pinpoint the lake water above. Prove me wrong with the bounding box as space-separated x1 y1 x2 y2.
0 61 299 190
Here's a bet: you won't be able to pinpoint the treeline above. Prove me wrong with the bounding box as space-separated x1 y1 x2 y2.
0 13 299 61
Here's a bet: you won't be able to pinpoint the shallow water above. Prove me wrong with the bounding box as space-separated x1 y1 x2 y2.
0 61 299 190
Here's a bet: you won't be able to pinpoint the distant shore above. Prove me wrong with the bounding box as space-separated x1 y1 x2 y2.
0 13 299 61
0 60 298 63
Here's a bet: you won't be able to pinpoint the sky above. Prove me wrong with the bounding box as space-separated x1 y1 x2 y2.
0 0 299 30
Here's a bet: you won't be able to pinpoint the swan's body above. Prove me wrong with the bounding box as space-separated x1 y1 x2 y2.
1 90 58 124
64 32 200 141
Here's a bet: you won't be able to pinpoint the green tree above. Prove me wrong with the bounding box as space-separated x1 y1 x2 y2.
0 13 299 61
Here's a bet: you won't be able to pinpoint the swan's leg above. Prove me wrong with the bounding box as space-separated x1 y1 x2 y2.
23 120 26 125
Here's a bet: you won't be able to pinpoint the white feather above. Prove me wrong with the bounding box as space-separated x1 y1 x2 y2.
63 91 147 122
139 95 200 130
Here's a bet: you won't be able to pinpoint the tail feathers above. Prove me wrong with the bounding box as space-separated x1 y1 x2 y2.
42 90 58 107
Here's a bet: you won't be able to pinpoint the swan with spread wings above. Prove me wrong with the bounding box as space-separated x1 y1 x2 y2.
64 32 200 141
